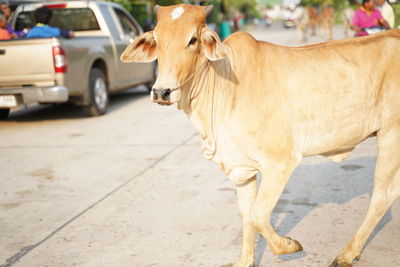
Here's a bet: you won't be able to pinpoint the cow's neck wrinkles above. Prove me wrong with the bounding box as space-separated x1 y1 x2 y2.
181 55 236 160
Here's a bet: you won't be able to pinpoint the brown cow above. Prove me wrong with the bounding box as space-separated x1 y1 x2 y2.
297 6 319 41
121 4 400 267
319 5 334 40
298 5 334 42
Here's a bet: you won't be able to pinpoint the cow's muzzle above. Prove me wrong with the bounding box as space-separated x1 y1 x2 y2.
152 88 174 105
153 88 171 100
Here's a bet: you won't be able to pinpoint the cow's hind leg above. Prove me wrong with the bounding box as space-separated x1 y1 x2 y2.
331 127 400 266
252 158 303 255
234 177 257 267
297 24 307 42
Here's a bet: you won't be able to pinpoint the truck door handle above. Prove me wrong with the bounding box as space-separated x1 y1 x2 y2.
0 49 5 55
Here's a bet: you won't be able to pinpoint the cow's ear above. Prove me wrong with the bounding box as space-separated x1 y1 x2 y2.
121 31 157 62
200 27 227 61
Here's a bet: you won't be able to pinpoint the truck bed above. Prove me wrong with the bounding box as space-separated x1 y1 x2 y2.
0 38 57 88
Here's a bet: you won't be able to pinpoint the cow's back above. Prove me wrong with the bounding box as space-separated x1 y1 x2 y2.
279 30 400 155
223 30 400 157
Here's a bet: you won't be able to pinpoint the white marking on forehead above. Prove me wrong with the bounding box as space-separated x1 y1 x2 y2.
171 7 184 20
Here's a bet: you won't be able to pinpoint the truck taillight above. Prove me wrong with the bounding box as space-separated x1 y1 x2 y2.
52 46 67 73
43 3 67 9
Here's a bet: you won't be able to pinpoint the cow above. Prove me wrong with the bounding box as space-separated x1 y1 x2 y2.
297 6 315 42
343 7 355 38
298 5 334 42
308 6 319 36
319 5 334 41
121 4 400 267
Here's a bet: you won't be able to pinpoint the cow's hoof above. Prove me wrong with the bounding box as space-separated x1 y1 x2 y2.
330 259 352 267
271 236 303 255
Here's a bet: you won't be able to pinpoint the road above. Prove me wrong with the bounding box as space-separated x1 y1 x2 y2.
1 23 399 267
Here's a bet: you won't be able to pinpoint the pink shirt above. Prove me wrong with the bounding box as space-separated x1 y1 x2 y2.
352 8 383 36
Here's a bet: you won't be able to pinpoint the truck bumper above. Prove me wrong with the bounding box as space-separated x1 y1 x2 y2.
0 86 69 105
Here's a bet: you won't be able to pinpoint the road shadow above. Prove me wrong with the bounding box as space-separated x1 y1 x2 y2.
253 156 392 266
4 86 148 122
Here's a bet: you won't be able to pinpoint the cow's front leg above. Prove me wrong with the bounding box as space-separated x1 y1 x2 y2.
234 176 257 267
252 159 303 255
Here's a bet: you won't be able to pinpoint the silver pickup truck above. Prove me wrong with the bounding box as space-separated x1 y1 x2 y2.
0 1 156 119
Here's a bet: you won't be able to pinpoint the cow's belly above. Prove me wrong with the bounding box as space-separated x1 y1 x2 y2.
286 56 384 156
297 107 380 156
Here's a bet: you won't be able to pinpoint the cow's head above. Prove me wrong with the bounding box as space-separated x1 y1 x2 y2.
121 4 227 106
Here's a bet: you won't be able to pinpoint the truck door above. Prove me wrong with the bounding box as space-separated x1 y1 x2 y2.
99 5 150 90
113 7 152 88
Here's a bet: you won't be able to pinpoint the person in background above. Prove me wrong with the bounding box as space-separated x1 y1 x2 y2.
26 7 74 38
0 10 13 40
0 1 25 38
377 0 395 28
351 0 390 37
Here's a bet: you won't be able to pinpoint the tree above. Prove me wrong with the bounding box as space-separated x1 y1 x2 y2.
109 0 182 28
301 0 354 9
155 0 181 5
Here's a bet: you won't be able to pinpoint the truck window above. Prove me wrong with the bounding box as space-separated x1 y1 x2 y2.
99 5 120 40
15 8 100 32
114 8 139 39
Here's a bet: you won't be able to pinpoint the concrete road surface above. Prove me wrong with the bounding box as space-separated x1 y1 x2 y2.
1 23 399 267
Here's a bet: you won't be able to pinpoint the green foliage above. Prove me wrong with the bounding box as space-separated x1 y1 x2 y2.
225 0 260 19
108 0 147 27
301 0 324 6
111 0 134 13
155 0 181 5
206 0 222 24
332 0 350 10
109 0 263 27
393 4 400 27
301 0 353 9
106 0 173 28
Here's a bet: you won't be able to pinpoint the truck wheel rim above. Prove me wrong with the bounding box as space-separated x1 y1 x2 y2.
94 77 107 110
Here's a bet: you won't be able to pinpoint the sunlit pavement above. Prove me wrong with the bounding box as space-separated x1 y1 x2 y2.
0 24 399 267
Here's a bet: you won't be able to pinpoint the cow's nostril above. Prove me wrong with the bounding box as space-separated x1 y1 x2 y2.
161 89 171 100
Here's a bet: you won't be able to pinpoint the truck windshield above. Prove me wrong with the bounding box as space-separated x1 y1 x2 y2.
15 8 100 32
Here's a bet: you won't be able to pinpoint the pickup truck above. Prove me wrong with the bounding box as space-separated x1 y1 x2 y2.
0 1 156 119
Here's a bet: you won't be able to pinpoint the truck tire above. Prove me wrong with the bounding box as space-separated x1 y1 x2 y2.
87 68 108 116
145 62 158 92
0 109 10 120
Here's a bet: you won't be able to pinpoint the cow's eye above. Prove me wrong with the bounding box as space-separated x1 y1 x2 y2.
188 37 197 46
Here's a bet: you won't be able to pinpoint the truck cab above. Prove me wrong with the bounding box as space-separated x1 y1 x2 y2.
0 1 156 119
